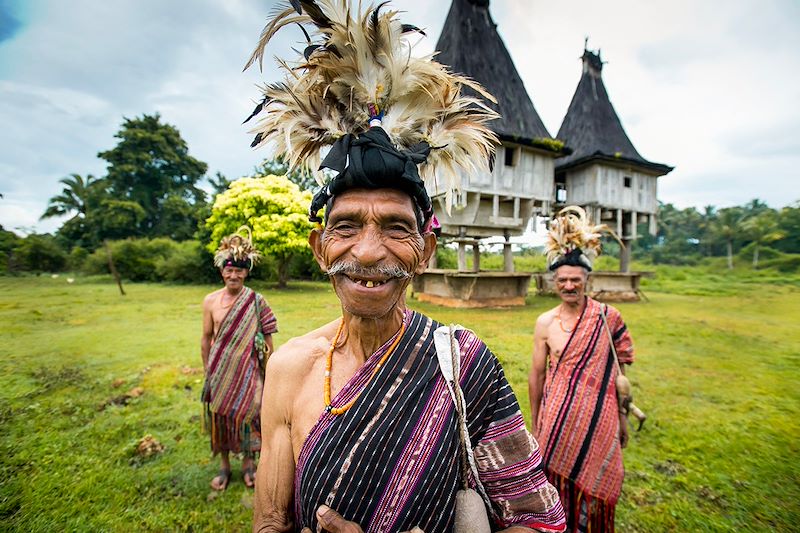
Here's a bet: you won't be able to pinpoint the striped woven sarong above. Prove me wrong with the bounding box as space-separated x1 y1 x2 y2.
537 297 634 532
295 310 565 533
202 287 277 454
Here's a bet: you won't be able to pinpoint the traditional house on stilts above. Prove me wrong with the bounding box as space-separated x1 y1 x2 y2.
556 47 673 274
413 0 568 307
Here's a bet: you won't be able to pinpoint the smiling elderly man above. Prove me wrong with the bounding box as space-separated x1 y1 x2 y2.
245 1 564 531
201 228 277 491
254 180 565 533
529 207 635 532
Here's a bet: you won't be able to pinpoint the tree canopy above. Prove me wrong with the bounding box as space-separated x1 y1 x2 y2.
205 175 314 287
98 113 208 239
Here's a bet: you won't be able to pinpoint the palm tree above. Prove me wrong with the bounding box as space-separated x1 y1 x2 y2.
741 212 785 269
40 174 98 220
712 207 744 269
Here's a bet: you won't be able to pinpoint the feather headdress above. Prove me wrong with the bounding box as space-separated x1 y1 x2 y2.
243 0 499 222
214 226 261 269
545 206 621 271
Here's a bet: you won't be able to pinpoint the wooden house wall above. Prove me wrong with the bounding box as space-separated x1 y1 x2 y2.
427 143 554 201
565 164 658 214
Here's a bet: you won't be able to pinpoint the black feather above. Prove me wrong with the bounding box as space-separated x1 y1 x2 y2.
304 44 322 60
289 0 302 15
401 24 426 37
243 96 270 124
299 0 332 29
250 132 264 148
325 43 342 59
295 22 311 43
369 2 391 56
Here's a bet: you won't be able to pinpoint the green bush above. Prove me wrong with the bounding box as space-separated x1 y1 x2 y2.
154 241 219 284
80 237 324 284
12 234 67 273
738 243 782 261
435 246 458 269
83 238 180 281
0 226 20 273
759 254 800 273
287 248 326 281
67 246 89 271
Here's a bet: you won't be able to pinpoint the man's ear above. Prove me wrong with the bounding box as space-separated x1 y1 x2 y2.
308 228 328 273
415 232 438 275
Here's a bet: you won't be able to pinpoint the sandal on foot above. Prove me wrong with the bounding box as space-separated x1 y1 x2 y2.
210 468 231 491
243 465 256 489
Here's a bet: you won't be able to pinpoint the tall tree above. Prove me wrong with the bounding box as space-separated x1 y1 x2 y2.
41 173 98 220
775 201 800 254
741 211 784 268
42 173 110 249
98 113 208 238
205 174 314 288
711 207 744 269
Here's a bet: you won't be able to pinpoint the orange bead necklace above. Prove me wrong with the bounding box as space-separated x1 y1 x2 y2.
324 318 406 416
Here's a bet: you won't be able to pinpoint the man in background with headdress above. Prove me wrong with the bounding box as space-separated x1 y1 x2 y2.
529 207 635 532
244 1 565 532
201 227 277 491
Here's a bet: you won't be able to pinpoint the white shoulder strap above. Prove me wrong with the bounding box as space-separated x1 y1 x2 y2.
433 325 489 502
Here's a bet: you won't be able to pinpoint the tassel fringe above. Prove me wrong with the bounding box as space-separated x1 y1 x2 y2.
551 473 616 533
203 403 261 456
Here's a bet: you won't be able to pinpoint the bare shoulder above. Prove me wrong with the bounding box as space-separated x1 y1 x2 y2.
267 320 340 379
202 289 222 310
536 306 559 327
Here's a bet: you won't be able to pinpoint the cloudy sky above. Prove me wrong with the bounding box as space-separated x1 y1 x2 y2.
1 0 798 235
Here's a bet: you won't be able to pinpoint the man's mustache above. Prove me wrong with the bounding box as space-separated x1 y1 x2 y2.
327 261 412 280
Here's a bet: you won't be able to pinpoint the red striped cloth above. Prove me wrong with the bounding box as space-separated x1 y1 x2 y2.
537 297 634 530
202 287 277 453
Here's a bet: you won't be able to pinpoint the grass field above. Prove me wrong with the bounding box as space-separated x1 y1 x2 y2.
1 270 799 531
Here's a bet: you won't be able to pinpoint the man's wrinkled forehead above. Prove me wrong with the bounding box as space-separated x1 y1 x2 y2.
554 265 588 280
324 188 423 230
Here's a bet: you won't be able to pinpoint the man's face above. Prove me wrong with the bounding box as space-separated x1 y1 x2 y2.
221 265 248 290
554 265 588 305
310 188 436 319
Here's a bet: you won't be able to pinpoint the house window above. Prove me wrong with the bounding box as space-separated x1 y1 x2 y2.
556 183 567 203
555 172 567 203
624 176 632 188
504 146 517 167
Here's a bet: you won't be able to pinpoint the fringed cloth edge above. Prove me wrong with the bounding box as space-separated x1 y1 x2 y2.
203 403 261 456
551 472 616 533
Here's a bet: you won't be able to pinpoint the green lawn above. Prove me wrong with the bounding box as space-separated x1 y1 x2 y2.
1 273 798 531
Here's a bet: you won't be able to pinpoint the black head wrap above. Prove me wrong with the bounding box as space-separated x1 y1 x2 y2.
309 127 433 227
220 257 252 270
548 248 592 272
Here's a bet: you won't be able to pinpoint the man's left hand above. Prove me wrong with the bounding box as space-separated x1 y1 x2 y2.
619 413 629 448
301 505 424 533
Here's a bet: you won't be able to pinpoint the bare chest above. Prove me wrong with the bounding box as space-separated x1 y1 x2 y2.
545 322 573 363
209 292 240 338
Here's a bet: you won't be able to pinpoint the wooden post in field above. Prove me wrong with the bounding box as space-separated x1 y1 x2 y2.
104 240 126 296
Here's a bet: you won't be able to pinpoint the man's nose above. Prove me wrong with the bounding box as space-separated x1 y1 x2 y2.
350 226 387 266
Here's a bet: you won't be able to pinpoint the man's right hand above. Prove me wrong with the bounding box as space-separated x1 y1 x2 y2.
300 505 424 533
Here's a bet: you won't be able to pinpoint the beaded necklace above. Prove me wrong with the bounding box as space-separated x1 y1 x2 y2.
324 318 407 416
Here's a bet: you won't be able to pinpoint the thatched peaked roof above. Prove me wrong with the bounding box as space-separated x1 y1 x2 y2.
435 0 562 152
557 49 673 175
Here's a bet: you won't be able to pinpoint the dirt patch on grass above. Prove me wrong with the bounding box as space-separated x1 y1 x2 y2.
29 365 85 394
